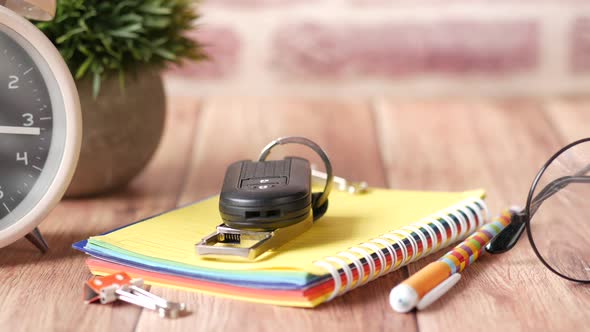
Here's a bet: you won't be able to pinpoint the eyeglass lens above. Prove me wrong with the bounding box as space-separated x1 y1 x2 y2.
527 140 590 282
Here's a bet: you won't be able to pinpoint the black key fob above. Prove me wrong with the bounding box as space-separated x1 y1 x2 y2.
219 157 312 231
197 136 333 260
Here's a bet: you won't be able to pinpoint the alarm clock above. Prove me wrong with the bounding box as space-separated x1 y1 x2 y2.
0 1 82 252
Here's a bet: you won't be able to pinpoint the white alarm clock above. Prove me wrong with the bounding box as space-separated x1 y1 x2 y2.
0 1 81 252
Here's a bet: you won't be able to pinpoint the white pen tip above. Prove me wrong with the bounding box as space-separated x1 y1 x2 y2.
389 284 419 313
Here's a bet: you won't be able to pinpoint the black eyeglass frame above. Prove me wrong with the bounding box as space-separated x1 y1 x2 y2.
486 137 590 284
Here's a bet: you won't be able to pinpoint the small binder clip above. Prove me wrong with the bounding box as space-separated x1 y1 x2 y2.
84 272 187 319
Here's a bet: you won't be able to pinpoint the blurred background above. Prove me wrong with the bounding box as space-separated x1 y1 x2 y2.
164 1 590 98
33 0 590 197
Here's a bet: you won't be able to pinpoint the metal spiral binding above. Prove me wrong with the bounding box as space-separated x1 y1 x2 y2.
313 197 488 302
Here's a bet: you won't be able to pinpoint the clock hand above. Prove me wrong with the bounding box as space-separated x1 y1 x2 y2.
0 126 41 135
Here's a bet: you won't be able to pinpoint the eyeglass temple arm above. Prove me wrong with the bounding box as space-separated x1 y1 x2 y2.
528 161 590 214
532 163 590 209
529 175 590 217
487 168 590 254
532 162 590 208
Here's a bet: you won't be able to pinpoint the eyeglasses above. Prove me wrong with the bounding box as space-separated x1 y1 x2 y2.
487 137 590 283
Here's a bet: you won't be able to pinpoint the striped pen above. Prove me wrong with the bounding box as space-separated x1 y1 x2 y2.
390 209 514 313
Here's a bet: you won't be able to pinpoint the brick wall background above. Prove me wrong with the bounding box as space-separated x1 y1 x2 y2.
164 1 590 97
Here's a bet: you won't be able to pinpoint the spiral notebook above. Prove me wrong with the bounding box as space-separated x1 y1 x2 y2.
73 188 487 307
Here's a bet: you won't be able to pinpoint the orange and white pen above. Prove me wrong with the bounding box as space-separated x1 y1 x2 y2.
390 210 514 312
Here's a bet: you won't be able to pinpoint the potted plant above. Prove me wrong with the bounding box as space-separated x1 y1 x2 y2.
35 0 204 197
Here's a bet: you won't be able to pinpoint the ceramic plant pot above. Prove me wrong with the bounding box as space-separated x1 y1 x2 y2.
65 71 166 197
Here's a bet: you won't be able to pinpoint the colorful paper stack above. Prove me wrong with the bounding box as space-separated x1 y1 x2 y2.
74 189 487 307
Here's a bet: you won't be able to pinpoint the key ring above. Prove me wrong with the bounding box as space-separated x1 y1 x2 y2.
259 136 333 210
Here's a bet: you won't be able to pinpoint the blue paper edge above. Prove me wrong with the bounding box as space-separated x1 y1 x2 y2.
77 241 327 289
76 242 313 290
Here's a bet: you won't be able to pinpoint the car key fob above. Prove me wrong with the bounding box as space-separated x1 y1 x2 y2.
196 137 333 260
197 158 321 260
219 157 312 231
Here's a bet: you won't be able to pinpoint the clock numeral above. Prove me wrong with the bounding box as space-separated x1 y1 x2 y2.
0 188 3 200
8 75 19 89
22 113 34 127
16 152 28 166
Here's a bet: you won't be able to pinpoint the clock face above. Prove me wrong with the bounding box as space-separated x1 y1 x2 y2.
0 28 53 219
0 23 67 231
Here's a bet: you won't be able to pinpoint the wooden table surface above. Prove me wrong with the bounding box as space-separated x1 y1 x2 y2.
1 97 589 331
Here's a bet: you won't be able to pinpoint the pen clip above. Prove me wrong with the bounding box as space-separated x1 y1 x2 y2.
416 273 462 310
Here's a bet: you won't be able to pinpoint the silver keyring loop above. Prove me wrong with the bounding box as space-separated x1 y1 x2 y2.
258 137 333 209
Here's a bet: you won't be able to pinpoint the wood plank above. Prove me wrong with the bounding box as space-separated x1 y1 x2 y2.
134 98 416 332
374 98 588 331
0 97 201 331
545 98 590 142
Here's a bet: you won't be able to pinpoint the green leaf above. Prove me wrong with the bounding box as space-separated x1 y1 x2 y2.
113 1 138 15
92 72 101 99
118 70 127 95
151 37 168 47
77 45 90 56
139 3 172 15
144 16 171 29
154 48 176 61
109 30 139 39
117 13 143 24
55 26 86 44
75 55 94 79
109 23 143 38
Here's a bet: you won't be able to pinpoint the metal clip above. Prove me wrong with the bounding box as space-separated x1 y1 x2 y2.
196 214 314 260
84 272 187 319
312 169 368 194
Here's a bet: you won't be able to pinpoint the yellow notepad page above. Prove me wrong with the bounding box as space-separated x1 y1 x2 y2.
89 188 484 275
